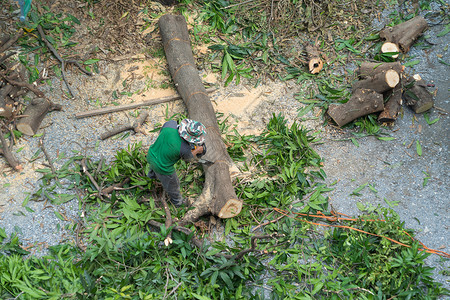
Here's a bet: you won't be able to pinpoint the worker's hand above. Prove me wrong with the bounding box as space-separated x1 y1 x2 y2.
191 145 204 157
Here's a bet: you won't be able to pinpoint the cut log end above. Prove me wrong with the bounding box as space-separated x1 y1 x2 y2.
385 69 400 88
218 199 242 219
381 42 400 58
15 124 35 136
308 58 323 74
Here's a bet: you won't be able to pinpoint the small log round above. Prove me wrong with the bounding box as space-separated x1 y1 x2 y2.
327 89 384 127
381 42 400 58
380 16 428 53
358 62 404 79
305 44 323 74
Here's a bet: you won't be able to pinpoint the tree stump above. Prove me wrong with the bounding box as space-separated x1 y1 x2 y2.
328 89 384 127
16 98 62 136
380 16 428 53
352 69 400 94
404 74 434 114
158 14 242 224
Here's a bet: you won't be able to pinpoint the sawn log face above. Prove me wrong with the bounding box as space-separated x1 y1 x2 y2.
159 14 242 222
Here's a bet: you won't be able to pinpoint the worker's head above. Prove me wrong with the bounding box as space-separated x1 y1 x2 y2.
178 119 206 145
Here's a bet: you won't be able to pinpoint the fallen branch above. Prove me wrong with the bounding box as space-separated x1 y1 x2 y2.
101 178 130 195
100 111 148 140
0 128 22 171
0 72 44 98
378 83 403 123
75 87 217 119
81 158 102 199
0 29 23 53
38 134 56 174
16 98 62 136
159 195 173 246
352 69 400 94
380 16 428 53
357 62 404 79
404 74 434 113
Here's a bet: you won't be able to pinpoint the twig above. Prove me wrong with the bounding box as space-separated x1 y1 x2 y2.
101 177 131 195
80 158 103 199
37 25 75 98
100 111 148 140
224 0 255 9
252 215 285 232
166 282 183 298
232 233 281 260
159 194 173 246
38 134 56 174
65 59 93 76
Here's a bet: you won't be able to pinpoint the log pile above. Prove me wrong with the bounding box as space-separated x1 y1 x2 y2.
327 16 433 127
0 30 60 171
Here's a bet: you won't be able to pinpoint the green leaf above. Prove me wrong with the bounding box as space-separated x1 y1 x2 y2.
377 136 396 141
219 272 234 289
350 138 359 147
351 182 368 196
54 211 64 220
311 281 324 295
356 202 366 211
416 140 422 156
423 112 439 125
83 59 100 65
404 59 420 67
437 24 450 37
192 293 211 300
384 198 399 208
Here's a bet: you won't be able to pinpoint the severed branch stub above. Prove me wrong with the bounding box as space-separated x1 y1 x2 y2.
305 44 323 74
100 111 148 140
378 83 403 123
380 15 428 53
357 61 404 79
403 74 434 114
328 89 384 127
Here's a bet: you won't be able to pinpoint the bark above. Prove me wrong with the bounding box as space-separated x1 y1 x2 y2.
305 44 323 74
328 89 384 127
378 83 403 123
358 62 404 79
404 75 434 113
159 14 242 223
379 16 428 53
352 69 400 94
0 29 23 53
16 98 63 136
100 111 148 140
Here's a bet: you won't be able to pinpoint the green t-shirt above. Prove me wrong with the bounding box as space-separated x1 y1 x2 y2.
147 121 193 175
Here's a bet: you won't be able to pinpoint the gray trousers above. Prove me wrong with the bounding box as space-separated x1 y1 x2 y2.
148 169 183 206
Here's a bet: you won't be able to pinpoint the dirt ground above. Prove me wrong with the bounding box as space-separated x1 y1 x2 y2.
0 0 449 291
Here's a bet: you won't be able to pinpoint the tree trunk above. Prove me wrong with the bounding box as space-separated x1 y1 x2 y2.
352 69 400 94
16 98 62 136
158 14 242 223
327 89 384 127
358 62 404 79
404 75 434 113
379 16 428 53
378 83 403 123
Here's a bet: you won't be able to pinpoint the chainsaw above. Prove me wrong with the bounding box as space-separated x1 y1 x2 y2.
191 143 215 165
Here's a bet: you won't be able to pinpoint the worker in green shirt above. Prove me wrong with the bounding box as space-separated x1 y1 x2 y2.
147 119 206 207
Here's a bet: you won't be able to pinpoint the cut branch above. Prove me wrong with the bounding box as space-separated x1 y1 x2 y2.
0 29 23 53
328 89 384 127
380 16 428 53
378 83 403 123
352 69 400 94
0 128 22 171
16 98 62 136
0 72 44 98
358 62 404 79
100 111 148 140
404 74 434 114
305 44 323 74
75 87 217 119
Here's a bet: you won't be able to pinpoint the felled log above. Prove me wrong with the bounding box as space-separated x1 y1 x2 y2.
305 44 323 74
352 69 400 94
100 111 148 140
0 29 23 54
358 62 404 79
328 89 384 127
0 129 22 171
404 74 433 113
380 16 428 53
378 83 403 123
16 98 63 136
159 14 242 224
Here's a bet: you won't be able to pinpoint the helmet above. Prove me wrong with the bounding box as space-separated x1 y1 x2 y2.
178 119 206 144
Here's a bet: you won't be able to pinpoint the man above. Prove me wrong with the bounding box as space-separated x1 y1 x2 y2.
147 118 206 207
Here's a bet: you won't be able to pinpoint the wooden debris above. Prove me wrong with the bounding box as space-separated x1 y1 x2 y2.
358 61 404 78
378 83 403 123
305 44 323 74
75 87 217 119
352 69 400 94
100 111 148 140
328 89 384 127
404 74 434 113
380 16 428 53
0 128 22 171
16 98 63 136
